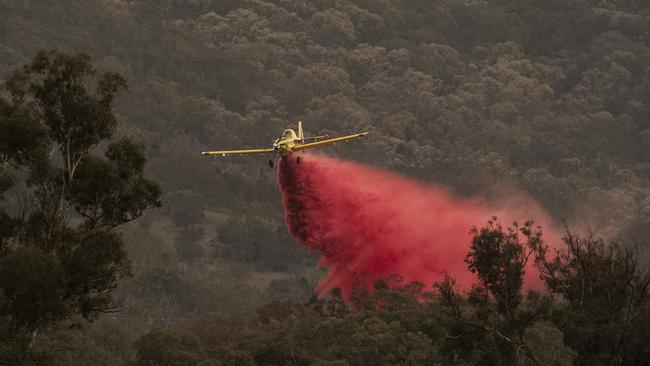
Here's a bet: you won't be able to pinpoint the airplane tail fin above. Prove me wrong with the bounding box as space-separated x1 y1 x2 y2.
298 121 304 140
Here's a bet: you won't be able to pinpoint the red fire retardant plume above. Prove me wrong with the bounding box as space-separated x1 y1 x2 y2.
278 154 559 299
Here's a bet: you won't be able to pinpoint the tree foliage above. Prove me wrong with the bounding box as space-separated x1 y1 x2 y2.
2 0 650 364
129 218 650 365
535 230 650 365
0 50 160 360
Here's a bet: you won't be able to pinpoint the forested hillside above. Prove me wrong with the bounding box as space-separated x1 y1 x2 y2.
1 0 650 364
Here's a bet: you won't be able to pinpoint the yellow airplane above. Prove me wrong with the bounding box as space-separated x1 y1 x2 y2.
202 122 368 167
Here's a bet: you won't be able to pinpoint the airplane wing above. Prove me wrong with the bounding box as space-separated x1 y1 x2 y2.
293 132 368 151
300 135 329 142
202 148 275 156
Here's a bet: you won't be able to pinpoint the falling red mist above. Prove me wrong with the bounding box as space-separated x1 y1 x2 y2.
278 154 560 300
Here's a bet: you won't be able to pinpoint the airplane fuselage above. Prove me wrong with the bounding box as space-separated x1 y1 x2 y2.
274 142 295 156
273 129 299 156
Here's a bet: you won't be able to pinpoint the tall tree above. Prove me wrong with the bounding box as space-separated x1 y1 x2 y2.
534 230 650 365
0 50 160 363
437 218 548 365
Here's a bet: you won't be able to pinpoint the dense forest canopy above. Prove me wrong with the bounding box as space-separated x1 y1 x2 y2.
1 0 650 364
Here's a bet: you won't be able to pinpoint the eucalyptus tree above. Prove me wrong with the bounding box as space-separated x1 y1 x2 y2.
0 50 160 363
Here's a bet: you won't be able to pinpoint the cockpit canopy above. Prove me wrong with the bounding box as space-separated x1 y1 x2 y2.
273 129 297 145
282 129 296 139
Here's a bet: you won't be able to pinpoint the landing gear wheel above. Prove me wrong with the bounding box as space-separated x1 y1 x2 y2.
296 156 301 165
268 159 274 168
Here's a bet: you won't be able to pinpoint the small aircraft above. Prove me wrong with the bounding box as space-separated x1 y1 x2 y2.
202 122 368 167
